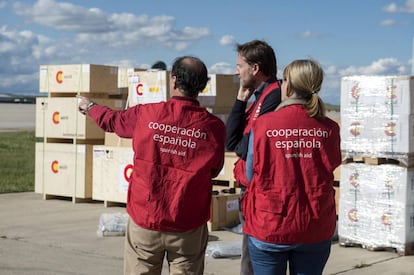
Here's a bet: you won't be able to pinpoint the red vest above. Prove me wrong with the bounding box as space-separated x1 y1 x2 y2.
233 81 279 187
242 105 341 243
89 97 226 232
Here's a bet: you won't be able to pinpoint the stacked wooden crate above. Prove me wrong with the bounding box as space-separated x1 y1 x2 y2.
35 64 125 203
338 75 414 255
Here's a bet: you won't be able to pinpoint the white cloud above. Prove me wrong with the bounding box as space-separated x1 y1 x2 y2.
219 35 235 46
383 0 414 13
13 0 111 33
298 31 329 39
380 19 396 26
0 1 7 9
12 0 210 51
209 62 234 74
338 58 406 76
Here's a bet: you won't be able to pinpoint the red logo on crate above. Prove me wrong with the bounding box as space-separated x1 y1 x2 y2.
51 160 59 173
123 164 133 182
349 172 359 188
351 86 360 99
384 179 394 190
349 122 361 136
56 71 63 84
348 209 358 222
384 122 396 137
136 83 144 96
386 85 397 100
52 111 60 124
381 212 392 226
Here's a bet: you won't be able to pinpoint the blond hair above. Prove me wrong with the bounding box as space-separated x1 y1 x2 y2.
283 59 326 118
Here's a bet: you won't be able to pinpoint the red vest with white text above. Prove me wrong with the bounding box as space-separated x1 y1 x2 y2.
242 104 341 243
89 97 226 232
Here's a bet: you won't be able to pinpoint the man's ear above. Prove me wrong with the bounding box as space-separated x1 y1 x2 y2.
251 63 260 75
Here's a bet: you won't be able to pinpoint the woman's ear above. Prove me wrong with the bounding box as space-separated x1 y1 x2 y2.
286 86 293 97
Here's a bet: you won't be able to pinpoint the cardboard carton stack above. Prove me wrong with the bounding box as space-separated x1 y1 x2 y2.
35 64 125 202
338 75 414 255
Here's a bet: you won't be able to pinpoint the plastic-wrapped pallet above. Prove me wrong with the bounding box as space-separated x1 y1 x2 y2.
97 212 129 237
338 162 414 254
340 75 414 158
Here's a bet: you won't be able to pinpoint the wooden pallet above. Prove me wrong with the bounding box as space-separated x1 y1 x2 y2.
339 237 414 256
343 156 402 166
212 179 237 188
42 194 93 204
103 200 126 208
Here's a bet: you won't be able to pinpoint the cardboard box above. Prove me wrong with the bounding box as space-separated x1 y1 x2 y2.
334 165 341 182
36 97 125 139
104 132 132 147
92 146 134 204
128 70 170 106
199 74 239 114
334 185 340 214
35 142 93 199
39 64 118 93
208 193 240 231
213 152 238 187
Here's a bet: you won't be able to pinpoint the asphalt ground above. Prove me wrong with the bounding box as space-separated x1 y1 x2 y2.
1 192 414 275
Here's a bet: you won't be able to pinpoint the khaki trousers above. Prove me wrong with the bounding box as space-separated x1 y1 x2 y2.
124 218 208 275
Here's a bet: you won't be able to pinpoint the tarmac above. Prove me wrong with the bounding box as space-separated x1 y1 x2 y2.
1 192 414 275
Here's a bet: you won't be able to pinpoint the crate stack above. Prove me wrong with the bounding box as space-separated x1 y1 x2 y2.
338 75 414 255
35 64 126 203
92 70 240 230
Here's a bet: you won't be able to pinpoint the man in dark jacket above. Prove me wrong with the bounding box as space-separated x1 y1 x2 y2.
225 39 281 275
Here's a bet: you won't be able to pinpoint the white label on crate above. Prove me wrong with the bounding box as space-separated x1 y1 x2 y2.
157 71 165 81
77 146 86 154
226 199 239 212
110 67 118 75
129 76 139 85
93 149 106 158
40 67 47 76
82 64 90 73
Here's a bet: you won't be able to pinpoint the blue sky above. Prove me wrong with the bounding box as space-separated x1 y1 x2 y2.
1 0 413 105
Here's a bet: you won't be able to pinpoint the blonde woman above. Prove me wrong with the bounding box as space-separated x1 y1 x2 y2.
243 59 341 275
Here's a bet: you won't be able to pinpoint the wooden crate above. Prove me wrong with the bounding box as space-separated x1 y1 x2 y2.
35 142 93 201
128 70 170 106
92 146 134 206
39 64 118 93
213 152 238 187
36 97 124 139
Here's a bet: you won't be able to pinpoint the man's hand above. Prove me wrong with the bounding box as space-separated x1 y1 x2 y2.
236 85 254 102
77 95 94 115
